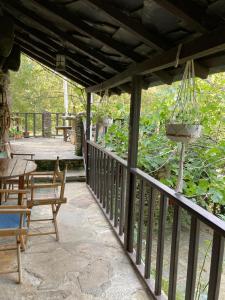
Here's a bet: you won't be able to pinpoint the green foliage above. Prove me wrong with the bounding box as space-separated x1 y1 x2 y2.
103 74 225 216
10 54 85 113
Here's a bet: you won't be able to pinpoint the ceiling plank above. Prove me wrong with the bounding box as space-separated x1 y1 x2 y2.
152 0 209 34
11 17 110 80
84 0 170 51
1 0 123 72
86 25 225 93
31 0 144 62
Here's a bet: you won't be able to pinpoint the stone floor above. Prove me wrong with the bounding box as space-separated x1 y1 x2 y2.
0 183 150 300
10 137 82 160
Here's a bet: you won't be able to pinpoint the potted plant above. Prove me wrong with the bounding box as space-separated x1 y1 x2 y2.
166 60 202 143
165 60 202 193
23 131 30 138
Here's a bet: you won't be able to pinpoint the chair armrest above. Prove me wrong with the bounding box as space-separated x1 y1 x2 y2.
0 205 27 209
0 189 29 194
30 183 61 189
0 208 30 214
31 171 55 176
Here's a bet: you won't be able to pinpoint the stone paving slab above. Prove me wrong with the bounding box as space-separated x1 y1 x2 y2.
0 183 151 300
10 137 82 161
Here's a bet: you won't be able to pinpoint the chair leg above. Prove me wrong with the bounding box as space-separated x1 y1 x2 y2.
17 240 22 284
52 204 59 241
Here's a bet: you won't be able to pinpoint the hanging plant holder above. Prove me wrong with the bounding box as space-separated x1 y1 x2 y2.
166 60 202 143
165 60 202 193
166 123 202 143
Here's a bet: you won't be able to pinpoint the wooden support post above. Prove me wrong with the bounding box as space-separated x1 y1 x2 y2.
86 92 91 184
124 75 142 252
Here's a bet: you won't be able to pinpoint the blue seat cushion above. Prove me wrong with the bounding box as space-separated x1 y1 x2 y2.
0 214 27 229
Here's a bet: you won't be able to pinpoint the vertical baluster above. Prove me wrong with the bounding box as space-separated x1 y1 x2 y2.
185 216 200 300
110 159 114 220
168 203 181 300
99 151 103 204
25 113 28 133
208 231 224 300
41 113 44 137
33 113 36 137
114 162 120 227
144 186 155 278
106 156 110 213
97 149 100 199
90 145 93 189
93 147 96 193
62 113 66 126
155 193 168 295
136 179 145 265
107 157 111 214
56 113 59 135
102 153 106 208
119 167 126 235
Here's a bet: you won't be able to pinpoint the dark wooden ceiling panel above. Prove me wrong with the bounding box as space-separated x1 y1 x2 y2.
0 0 225 94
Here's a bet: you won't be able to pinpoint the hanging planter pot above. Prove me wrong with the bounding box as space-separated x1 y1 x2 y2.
166 123 202 143
165 60 203 194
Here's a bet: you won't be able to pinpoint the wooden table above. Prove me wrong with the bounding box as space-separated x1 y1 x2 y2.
55 126 72 142
0 158 37 204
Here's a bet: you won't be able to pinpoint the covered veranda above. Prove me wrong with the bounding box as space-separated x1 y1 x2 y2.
0 1 225 300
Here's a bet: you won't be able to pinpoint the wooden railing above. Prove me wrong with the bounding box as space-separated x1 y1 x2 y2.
11 112 72 137
87 140 225 300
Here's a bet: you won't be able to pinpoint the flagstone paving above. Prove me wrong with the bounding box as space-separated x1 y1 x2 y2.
0 182 150 300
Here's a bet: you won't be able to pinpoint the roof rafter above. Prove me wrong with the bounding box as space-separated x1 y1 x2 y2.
1 0 124 72
84 0 170 51
152 0 210 34
15 34 99 86
32 0 144 62
86 25 225 93
11 17 110 81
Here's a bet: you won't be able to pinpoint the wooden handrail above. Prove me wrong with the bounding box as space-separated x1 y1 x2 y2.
131 167 225 237
87 141 225 300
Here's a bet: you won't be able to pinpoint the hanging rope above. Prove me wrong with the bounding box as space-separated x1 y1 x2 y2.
171 60 199 124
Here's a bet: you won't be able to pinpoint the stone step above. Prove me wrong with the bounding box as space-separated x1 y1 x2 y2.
33 169 86 182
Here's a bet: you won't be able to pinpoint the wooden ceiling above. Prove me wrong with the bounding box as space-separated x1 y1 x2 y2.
1 0 225 94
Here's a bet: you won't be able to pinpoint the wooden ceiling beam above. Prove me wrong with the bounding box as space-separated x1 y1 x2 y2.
31 0 144 62
12 18 110 80
86 25 225 93
1 0 123 72
15 35 99 86
152 0 209 34
84 0 170 51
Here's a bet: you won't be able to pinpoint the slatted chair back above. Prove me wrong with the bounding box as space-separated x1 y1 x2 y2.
27 162 67 241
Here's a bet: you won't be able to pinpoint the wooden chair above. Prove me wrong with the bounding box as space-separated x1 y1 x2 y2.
27 164 67 241
0 190 30 283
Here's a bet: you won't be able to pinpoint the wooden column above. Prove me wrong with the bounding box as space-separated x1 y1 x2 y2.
86 92 91 184
124 75 142 252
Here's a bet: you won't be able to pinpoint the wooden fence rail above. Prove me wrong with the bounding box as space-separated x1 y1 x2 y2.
11 112 72 137
87 140 225 300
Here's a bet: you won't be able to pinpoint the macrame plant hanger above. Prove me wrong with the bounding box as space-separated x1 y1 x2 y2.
166 59 202 193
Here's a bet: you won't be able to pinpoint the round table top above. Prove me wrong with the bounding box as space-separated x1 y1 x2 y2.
0 158 37 180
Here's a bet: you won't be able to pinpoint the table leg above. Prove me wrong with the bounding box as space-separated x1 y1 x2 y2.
18 176 25 205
